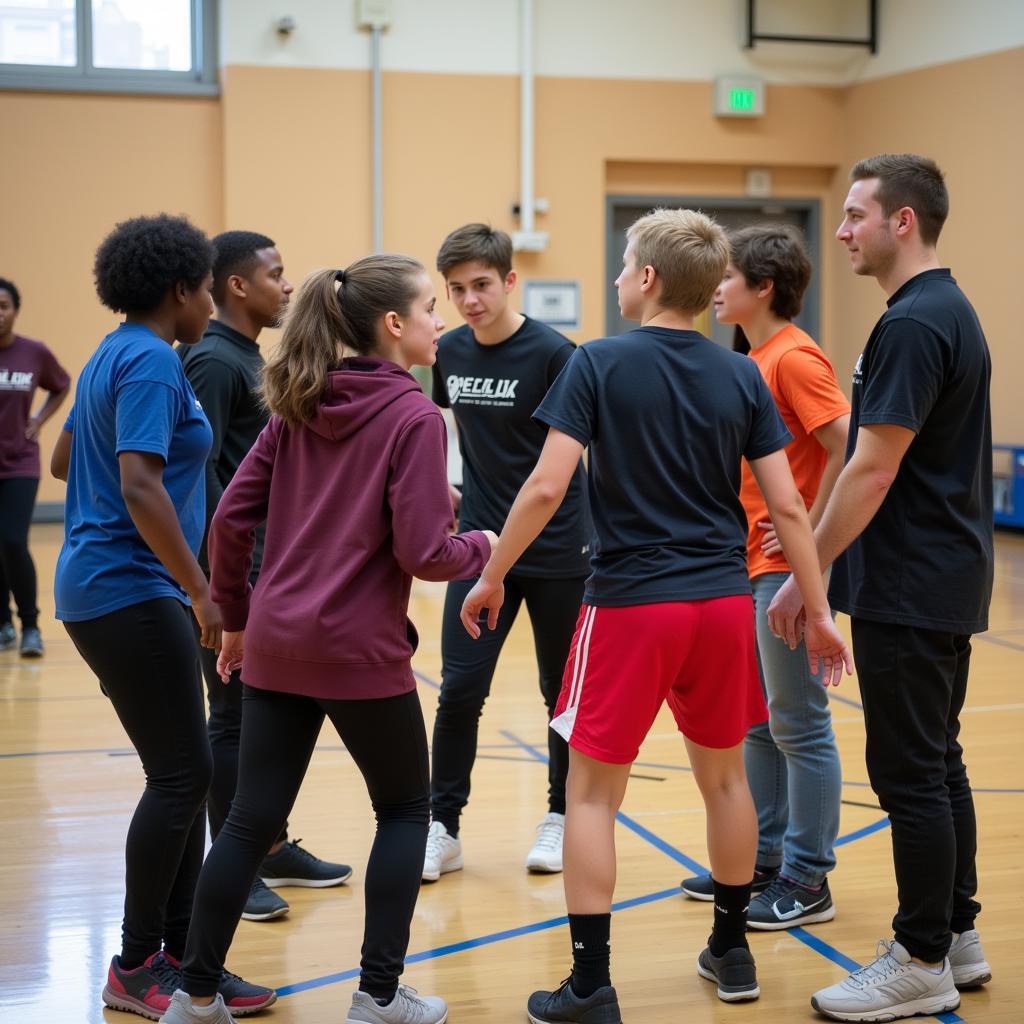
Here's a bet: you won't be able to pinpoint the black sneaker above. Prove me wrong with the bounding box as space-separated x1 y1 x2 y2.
259 839 352 888
0 622 15 651
746 875 835 931
218 967 277 1015
697 946 760 1002
241 876 289 921
19 627 43 658
680 865 778 902
526 978 622 1023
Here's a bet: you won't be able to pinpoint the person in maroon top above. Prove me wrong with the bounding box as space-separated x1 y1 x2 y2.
161 256 496 1024
0 277 70 657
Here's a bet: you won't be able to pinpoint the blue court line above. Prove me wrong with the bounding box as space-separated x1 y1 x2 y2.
828 690 864 711
276 886 681 998
975 633 1024 654
413 670 440 689
498 728 963 1024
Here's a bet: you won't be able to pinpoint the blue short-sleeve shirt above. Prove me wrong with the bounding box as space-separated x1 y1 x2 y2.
534 327 791 606
55 324 212 621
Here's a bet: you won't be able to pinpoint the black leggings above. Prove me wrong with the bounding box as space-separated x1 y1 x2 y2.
431 573 585 835
0 476 40 630
195 617 287 845
63 598 211 965
181 685 430 1000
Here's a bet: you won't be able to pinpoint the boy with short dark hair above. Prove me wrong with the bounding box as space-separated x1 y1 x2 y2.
461 208 851 1022
425 223 592 881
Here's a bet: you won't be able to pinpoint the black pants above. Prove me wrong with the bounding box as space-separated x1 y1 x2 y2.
430 573 585 835
852 617 981 962
64 598 211 964
0 476 40 630
195 617 287 845
181 685 430 998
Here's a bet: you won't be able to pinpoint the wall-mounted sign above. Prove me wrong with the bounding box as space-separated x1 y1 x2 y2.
714 76 765 117
523 280 580 330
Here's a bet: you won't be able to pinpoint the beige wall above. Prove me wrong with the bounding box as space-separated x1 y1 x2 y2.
0 90 223 501
832 47 1024 442
2 47 1020 503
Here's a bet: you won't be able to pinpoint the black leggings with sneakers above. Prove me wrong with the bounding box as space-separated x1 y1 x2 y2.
63 597 211 966
0 476 40 631
180 685 430 1001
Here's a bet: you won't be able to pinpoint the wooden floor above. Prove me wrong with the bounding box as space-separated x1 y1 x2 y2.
2 524 1022 1024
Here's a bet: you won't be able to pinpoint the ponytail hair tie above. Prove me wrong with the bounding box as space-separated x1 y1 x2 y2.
333 269 346 295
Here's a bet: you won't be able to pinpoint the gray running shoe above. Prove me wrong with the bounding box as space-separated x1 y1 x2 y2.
158 990 233 1024
747 875 835 930
810 939 959 1022
241 876 289 921
0 622 15 650
949 929 991 988
260 838 352 888
346 985 447 1024
526 978 622 1023
19 627 43 658
697 946 760 1002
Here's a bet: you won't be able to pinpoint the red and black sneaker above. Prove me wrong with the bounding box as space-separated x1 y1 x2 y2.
102 950 180 1020
159 953 276 1017
218 967 277 1016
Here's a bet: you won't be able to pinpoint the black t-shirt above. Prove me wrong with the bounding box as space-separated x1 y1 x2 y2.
178 320 269 575
534 327 791 606
829 269 993 633
432 316 591 577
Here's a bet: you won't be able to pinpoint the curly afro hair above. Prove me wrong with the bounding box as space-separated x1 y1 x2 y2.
94 214 214 314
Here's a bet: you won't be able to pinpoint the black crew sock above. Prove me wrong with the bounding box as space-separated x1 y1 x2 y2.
568 912 611 998
710 879 751 956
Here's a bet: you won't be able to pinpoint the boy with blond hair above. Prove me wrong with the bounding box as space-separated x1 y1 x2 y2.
461 208 851 1022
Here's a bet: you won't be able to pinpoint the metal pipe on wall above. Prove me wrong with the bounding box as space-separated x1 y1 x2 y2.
371 24 383 252
519 0 534 237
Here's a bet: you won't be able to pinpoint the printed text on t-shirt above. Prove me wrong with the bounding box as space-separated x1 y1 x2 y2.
447 375 519 405
0 370 34 390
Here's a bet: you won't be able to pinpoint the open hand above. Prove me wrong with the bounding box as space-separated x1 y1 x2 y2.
803 615 854 686
217 630 244 682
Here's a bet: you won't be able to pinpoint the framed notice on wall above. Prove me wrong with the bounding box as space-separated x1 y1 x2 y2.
523 280 581 330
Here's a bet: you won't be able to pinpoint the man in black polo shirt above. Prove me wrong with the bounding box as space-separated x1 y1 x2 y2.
180 231 351 921
769 155 992 1022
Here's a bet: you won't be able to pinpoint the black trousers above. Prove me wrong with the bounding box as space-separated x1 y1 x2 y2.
64 598 211 964
0 476 40 631
430 573 585 835
195 617 288 845
852 617 981 962
181 685 430 998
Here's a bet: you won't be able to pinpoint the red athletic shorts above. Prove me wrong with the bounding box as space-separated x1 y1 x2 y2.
550 596 767 764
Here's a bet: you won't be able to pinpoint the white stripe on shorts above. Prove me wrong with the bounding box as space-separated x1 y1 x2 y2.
550 605 596 743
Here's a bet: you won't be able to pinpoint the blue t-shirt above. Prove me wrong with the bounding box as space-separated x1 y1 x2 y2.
55 324 212 621
534 327 791 606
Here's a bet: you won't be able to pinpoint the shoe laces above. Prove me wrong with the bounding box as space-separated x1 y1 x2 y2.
533 816 564 852
391 984 434 1021
846 941 903 989
280 838 320 866
425 823 451 858
149 953 182 992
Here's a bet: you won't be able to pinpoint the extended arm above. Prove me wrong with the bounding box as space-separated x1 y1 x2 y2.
460 427 583 637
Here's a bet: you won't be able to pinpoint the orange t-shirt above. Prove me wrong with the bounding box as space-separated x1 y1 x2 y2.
740 323 850 579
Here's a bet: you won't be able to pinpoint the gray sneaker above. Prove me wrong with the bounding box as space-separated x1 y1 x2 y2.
241 876 289 921
696 946 760 1002
949 929 991 988
159 990 234 1024
0 622 15 651
346 985 447 1024
19 627 43 658
810 939 960 1022
526 978 622 1023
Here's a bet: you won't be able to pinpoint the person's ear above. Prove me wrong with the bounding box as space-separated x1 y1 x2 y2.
757 279 775 301
383 311 402 338
227 273 248 299
893 206 916 239
503 270 517 294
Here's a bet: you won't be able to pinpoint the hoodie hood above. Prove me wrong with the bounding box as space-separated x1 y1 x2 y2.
309 357 423 441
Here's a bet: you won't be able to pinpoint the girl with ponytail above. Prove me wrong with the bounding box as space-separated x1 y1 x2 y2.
162 255 496 1024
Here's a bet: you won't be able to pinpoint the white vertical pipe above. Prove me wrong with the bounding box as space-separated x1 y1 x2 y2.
519 0 534 236
371 24 383 253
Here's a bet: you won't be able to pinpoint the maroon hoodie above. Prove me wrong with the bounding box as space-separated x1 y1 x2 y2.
208 357 490 699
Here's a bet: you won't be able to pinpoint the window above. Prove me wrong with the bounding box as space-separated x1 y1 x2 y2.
0 0 217 94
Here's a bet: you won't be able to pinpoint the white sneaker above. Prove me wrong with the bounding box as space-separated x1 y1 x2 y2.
346 985 448 1024
810 939 960 1022
421 821 462 882
525 812 564 873
949 929 992 988
159 990 234 1024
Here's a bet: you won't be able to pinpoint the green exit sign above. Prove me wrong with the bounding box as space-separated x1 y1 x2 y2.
729 87 757 111
714 76 765 117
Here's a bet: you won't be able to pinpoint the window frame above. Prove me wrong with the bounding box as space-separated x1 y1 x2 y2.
0 0 218 96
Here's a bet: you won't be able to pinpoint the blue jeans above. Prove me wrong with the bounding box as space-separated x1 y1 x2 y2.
743 572 842 887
